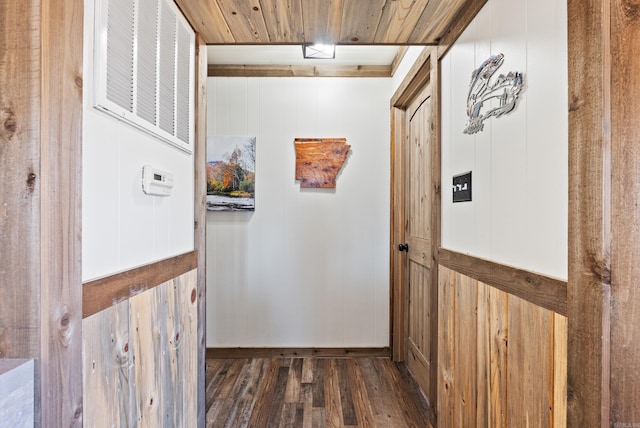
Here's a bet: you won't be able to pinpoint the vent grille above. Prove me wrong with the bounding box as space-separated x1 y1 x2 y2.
106 0 135 111
135 0 158 125
158 0 176 136
95 0 194 152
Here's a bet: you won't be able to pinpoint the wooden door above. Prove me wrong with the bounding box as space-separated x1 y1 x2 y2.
402 83 436 400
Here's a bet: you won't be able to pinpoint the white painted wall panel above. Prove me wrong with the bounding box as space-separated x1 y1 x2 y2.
206 77 391 347
82 0 194 281
441 0 568 279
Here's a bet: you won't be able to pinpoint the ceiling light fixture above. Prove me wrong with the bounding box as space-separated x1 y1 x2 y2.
302 43 336 59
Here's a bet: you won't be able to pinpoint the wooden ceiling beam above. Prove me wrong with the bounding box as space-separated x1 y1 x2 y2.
207 64 392 77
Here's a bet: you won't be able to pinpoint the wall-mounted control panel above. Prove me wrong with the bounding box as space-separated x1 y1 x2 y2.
142 165 173 196
453 171 472 203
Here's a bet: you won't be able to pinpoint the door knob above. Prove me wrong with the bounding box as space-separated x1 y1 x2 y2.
398 243 409 252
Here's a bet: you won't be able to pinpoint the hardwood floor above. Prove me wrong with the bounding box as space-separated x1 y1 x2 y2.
205 357 432 427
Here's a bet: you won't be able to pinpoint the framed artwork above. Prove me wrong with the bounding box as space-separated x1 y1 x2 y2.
206 136 256 211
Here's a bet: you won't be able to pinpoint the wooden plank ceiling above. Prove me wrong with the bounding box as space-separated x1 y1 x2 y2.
175 0 473 45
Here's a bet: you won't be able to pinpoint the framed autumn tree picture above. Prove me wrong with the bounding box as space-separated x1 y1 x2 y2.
206 136 256 211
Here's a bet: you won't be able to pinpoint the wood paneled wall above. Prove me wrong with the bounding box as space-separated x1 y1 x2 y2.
437 266 567 427
83 269 198 426
1 0 83 425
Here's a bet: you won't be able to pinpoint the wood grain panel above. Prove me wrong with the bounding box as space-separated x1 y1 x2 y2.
566 0 611 425
339 0 386 43
437 266 456 427
216 0 270 42
487 285 508 428
439 249 567 316
40 0 84 424
83 251 197 318
174 0 234 43
374 0 432 43
438 266 566 427
610 0 640 423
391 106 406 362
0 0 41 362
177 0 479 44
553 314 567 428
130 270 198 426
194 34 208 428
453 272 477 427
408 96 432 241
409 0 468 43
82 302 134 427
506 295 554 427
208 64 392 78
301 0 343 43
259 0 304 42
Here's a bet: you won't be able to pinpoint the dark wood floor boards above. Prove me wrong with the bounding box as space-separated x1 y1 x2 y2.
206 357 430 427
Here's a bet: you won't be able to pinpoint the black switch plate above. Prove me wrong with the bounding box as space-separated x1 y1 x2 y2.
453 171 472 203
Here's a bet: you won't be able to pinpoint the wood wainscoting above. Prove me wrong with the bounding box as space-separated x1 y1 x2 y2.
437 261 567 427
82 252 199 426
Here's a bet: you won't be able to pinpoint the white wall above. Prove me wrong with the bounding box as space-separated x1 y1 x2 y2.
82 0 194 281
206 77 391 347
441 0 568 279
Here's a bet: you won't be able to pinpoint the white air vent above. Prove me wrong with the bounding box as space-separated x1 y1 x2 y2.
94 0 194 153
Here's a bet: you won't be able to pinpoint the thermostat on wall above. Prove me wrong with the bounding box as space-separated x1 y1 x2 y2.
142 165 173 196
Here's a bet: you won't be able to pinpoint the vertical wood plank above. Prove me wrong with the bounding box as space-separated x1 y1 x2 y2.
215 0 271 42
488 285 508 428
345 359 375 428
610 0 640 424
40 0 84 424
374 0 431 43
259 0 304 42
82 302 134 427
506 295 554 427
567 0 611 426
437 266 455 427
339 0 386 43
429 52 441 421
0 0 41 365
131 285 166 427
453 272 477 427
391 107 406 361
194 33 208 428
554 314 568 428
165 270 199 426
476 282 490 428
301 0 343 43
324 359 343 428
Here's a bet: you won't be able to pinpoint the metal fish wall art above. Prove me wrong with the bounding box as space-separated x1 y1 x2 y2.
464 53 524 135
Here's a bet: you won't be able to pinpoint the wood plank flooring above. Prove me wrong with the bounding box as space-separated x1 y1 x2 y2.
205 357 432 427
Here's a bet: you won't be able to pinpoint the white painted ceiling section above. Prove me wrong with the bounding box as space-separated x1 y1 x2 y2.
207 45 401 65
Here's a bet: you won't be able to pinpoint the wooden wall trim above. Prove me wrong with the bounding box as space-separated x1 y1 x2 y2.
390 47 433 108
207 64 392 78
194 33 208 428
206 348 391 359
439 249 567 316
390 46 409 77
437 0 487 59
40 0 84 425
566 0 611 425
82 251 198 318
